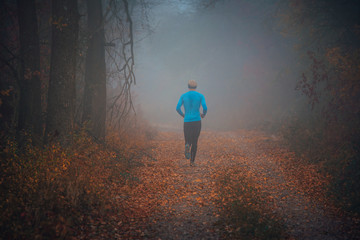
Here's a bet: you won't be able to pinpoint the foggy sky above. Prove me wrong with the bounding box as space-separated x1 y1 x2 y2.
133 0 300 131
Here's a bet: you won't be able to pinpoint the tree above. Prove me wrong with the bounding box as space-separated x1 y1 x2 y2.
82 0 106 140
0 2 20 140
45 0 80 143
16 0 42 143
106 0 136 130
278 0 360 124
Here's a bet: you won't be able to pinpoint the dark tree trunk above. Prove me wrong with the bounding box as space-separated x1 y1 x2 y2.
82 0 106 140
17 0 42 142
45 0 79 143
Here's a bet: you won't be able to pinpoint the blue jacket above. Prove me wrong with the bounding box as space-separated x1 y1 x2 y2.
176 91 207 122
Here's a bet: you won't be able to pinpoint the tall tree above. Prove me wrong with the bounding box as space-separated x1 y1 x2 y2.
45 0 79 143
82 0 106 139
16 0 42 142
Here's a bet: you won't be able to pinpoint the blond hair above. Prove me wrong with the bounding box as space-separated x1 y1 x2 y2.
188 80 197 89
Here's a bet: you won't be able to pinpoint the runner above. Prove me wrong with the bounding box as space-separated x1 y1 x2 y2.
176 80 207 166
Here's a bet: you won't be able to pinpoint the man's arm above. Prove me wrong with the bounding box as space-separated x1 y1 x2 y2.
176 96 185 117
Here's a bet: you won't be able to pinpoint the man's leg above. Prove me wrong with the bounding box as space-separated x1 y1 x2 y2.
190 121 201 165
184 122 191 159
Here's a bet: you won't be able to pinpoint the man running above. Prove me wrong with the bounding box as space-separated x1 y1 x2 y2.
176 80 207 166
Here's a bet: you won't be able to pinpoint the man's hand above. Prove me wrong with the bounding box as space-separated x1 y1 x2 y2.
201 113 205 118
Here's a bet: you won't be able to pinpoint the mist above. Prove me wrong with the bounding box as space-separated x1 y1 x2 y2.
2 1 360 238
133 0 299 131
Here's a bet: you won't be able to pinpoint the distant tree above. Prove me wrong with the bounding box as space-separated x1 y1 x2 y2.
82 0 106 140
277 0 360 123
106 0 136 130
45 0 80 143
16 0 42 143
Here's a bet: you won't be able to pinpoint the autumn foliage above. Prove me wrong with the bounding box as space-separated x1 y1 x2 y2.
0 125 152 239
276 0 360 215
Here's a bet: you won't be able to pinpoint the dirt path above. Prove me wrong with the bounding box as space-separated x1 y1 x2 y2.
143 131 220 239
128 130 359 239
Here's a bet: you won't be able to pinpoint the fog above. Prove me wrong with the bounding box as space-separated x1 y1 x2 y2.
133 0 300 131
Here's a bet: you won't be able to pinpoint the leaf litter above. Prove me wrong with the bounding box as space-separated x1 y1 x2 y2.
85 130 360 239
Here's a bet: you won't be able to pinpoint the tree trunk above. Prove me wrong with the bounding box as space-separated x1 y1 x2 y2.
82 0 106 140
17 0 42 142
45 0 79 143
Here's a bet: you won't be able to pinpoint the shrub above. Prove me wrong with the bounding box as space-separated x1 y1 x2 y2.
0 128 141 239
280 114 360 215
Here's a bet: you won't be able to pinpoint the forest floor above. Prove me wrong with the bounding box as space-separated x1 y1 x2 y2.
89 130 360 239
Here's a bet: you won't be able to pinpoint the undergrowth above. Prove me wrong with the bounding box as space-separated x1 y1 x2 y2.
280 115 360 216
214 168 286 240
0 126 150 239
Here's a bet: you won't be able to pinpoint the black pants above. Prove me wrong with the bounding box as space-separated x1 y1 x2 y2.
184 121 201 163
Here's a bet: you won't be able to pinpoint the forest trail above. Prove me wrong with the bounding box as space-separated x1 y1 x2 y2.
118 130 358 239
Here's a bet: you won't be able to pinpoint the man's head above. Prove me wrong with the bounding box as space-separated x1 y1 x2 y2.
188 80 197 89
